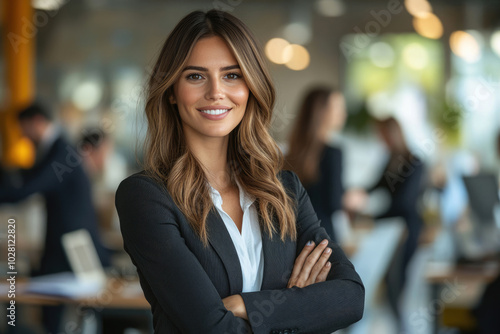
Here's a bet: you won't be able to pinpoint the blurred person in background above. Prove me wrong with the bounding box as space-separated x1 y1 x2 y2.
475 271 500 333
285 86 347 242
472 130 500 334
79 127 113 180
345 116 425 324
0 103 111 333
79 127 118 234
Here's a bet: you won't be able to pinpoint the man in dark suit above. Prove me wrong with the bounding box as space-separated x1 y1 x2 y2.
0 103 110 332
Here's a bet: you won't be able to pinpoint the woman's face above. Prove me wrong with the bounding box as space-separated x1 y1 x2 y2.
324 92 346 132
172 36 249 143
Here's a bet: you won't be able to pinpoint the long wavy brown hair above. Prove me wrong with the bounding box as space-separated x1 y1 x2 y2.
142 10 297 246
285 87 339 185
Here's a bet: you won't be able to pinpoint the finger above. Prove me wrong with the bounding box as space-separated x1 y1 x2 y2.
315 261 332 283
307 246 332 284
288 240 315 283
297 239 329 282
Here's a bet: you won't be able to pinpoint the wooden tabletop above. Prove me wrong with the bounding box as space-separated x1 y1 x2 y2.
425 261 500 284
0 277 150 309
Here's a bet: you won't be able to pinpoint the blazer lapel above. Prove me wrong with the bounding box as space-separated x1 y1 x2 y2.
260 221 297 290
206 208 243 295
260 227 284 290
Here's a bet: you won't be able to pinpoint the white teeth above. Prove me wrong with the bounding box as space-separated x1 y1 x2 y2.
200 109 229 115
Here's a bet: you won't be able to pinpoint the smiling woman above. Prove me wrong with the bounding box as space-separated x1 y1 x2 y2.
115 9 364 334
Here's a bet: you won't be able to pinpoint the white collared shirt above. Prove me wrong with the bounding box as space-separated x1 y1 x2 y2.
36 123 60 164
208 180 264 293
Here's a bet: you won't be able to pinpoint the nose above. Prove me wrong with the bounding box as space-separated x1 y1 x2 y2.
205 77 225 101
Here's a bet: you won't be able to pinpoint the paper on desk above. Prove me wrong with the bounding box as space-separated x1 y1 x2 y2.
24 272 105 298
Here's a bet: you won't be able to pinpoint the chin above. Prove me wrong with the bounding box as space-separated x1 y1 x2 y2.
203 125 239 137
205 130 234 138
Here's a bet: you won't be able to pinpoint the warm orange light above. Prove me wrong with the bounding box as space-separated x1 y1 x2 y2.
405 0 432 18
7 137 35 168
284 44 310 71
265 38 292 64
450 31 481 62
413 13 443 39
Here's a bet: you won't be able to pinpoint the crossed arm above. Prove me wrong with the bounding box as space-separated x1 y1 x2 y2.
223 238 334 319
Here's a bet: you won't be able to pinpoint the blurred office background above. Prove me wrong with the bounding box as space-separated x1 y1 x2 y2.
1 0 500 333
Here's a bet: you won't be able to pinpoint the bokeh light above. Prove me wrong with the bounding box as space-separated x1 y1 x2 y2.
369 42 395 68
32 0 64 10
283 22 312 45
402 43 429 69
284 44 310 70
315 0 346 17
72 80 103 111
450 30 481 63
265 38 292 64
490 30 500 58
405 0 433 18
413 13 443 39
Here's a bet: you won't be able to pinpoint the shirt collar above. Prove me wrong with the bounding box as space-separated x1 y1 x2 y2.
208 178 255 211
37 124 61 160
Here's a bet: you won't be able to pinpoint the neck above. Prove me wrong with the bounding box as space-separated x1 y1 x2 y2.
186 134 232 190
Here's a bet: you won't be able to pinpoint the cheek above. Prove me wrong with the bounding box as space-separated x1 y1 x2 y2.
175 84 199 108
231 85 250 106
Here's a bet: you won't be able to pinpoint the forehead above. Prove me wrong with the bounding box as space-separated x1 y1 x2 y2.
186 36 238 67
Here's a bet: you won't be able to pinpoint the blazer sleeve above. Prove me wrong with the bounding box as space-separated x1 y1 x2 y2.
239 170 364 334
115 174 253 334
0 163 61 204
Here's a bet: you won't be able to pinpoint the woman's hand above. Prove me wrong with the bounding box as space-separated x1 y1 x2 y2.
222 294 248 320
287 239 332 288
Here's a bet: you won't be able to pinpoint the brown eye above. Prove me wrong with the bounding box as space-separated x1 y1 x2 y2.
186 73 203 80
225 73 241 80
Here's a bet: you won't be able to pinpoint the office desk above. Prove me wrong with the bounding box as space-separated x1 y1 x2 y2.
0 277 149 308
0 276 151 333
425 261 500 334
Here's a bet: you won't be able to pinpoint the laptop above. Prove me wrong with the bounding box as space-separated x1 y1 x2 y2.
62 228 107 284
25 229 107 298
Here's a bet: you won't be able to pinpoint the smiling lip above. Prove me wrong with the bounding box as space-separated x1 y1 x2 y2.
197 106 232 120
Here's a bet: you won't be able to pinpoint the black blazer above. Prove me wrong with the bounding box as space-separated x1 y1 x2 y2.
115 169 364 334
0 134 110 274
304 145 344 241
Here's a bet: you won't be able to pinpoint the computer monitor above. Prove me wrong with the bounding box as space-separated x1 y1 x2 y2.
462 173 499 225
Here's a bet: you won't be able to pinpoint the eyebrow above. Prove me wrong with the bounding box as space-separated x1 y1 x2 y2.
182 65 240 72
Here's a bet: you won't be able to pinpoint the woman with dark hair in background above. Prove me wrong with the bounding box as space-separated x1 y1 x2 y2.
285 87 347 242
115 9 364 334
